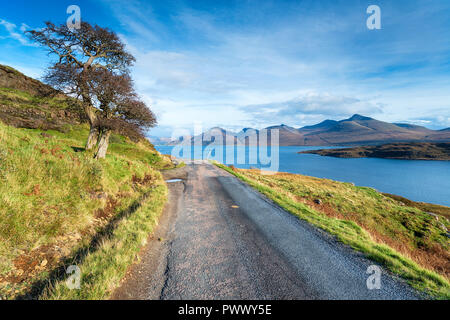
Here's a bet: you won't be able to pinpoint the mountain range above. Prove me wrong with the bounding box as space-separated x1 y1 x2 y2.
163 114 450 146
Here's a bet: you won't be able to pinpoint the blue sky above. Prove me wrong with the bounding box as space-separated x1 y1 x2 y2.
1 0 450 136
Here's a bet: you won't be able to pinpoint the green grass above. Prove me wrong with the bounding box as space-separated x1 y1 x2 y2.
42 181 167 300
0 121 174 299
214 163 450 299
383 193 450 220
0 87 77 111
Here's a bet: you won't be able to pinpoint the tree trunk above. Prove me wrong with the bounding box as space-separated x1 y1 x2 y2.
95 130 111 159
86 127 99 150
84 103 99 150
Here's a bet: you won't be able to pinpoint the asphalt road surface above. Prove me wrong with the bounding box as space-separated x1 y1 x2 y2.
112 162 421 300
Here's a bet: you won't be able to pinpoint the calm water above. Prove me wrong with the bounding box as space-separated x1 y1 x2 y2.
155 145 450 207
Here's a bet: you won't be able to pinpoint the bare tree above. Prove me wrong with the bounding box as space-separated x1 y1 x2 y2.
85 68 157 159
27 21 135 150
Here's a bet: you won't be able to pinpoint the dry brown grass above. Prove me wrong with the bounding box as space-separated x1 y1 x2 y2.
297 191 450 279
237 168 450 281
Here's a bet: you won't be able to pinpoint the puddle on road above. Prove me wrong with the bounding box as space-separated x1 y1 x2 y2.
165 179 183 183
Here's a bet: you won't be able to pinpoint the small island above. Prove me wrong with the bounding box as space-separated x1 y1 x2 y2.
300 142 450 160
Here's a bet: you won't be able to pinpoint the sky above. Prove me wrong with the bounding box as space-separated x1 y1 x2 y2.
1 0 450 137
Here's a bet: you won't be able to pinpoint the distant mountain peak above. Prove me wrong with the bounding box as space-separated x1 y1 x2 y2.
301 119 338 130
267 124 296 130
347 114 374 121
208 126 226 132
166 115 449 147
320 119 338 124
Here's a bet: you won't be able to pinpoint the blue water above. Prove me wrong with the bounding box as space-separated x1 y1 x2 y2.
155 145 450 207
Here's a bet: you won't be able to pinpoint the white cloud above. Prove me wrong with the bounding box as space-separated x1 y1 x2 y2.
405 116 450 130
0 19 36 46
236 91 384 128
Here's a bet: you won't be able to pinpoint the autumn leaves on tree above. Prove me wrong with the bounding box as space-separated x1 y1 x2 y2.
27 22 156 159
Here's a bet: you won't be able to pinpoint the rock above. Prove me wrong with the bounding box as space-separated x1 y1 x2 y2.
170 156 181 165
96 192 107 199
90 192 107 199
314 199 322 205
425 212 439 220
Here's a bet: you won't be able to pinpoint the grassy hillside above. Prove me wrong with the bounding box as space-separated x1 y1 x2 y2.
215 163 450 299
0 65 176 299
0 122 174 299
0 87 83 131
0 65 84 132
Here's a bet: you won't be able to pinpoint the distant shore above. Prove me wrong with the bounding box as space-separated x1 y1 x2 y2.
299 142 450 161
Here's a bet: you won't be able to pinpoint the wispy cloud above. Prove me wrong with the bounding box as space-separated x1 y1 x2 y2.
0 19 36 46
405 115 450 130
241 92 384 123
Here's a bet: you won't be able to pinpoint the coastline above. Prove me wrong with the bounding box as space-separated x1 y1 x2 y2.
299 142 450 161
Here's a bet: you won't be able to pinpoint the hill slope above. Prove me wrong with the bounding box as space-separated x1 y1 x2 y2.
296 114 444 146
0 65 85 131
0 65 175 299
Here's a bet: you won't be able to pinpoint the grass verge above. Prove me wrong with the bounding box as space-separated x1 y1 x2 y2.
0 121 173 299
214 162 450 299
41 182 167 300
